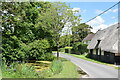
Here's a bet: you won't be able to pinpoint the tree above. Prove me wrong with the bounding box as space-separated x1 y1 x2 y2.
1 2 83 62
42 2 81 59
59 35 72 48
71 23 92 54
1 2 56 62
72 23 92 43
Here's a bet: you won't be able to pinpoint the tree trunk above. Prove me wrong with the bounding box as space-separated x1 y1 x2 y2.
57 47 59 59
56 42 59 59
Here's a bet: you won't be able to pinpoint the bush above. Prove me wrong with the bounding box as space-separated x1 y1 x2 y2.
64 47 73 53
50 60 63 74
72 42 88 55
15 64 39 78
1 59 64 78
85 53 90 58
1 62 40 78
59 48 65 52
2 39 53 62
40 52 55 61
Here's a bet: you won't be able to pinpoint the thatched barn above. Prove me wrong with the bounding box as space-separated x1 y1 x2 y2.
87 23 120 64
83 34 95 44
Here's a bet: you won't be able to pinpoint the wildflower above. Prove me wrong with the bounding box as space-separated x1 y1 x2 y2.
13 69 16 72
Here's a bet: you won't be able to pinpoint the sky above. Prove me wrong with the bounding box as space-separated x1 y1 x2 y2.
44 0 119 2
65 2 118 33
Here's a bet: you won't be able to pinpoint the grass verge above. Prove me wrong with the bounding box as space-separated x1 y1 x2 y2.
62 53 119 69
2 57 80 78
49 58 80 78
115 66 120 70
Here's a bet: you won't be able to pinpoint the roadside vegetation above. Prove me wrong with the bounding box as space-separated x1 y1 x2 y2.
1 1 91 78
49 58 80 78
2 57 81 78
63 53 120 69
115 66 120 70
1 59 59 78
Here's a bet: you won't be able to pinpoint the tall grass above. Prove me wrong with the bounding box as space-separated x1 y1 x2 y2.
1 62 39 78
50 60 63 74
1 59 63 78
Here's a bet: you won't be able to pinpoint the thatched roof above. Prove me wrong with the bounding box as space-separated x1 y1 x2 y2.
87 23 119 53
83 34 95 41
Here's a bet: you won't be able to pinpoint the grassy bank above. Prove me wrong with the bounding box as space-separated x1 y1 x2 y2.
115 66 120 69
49 59 80 78
63 53 119 69
0 68 2 79
2 57 80 78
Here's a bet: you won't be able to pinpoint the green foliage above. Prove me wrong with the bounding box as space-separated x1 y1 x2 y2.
1 2 81 62
2 60 63 78
72 42 88 55
59 35 73 48
1 62 39 78
50 60 63 74
72 23 92 42
38 69 53 78
40 52 55 61
28 39 50 60
2 2 89 62
1 2 57 62
64 46 73 53
50 60 80 78
15 64 39 78
59 48 65 52
64 46 73 49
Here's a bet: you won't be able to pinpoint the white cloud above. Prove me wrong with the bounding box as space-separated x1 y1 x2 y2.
86 16 117 33
111 16 116 19
107 9 112 13
95 8 118 14
61 22 72 36
72 8 81 13
90 24 108 33
90 24 109 33
70 8 86 14
112 8 118 12
86 16 105 33
90 22 117 33
87 16 104 26
67 8 81 14
95 9 103 14
97 24 108 29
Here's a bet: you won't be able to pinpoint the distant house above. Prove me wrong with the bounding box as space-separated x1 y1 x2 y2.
87 23 120 64
83 34 95 44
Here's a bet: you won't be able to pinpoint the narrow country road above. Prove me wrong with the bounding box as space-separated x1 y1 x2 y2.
54 53 118 78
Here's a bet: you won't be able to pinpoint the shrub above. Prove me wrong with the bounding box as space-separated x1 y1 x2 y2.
26 39 51 60
1 62 40 78
2 39 53 62
85 53 90 58
40 52 55 61
64 47 73 53
59 48 65 52
15 63 39 78
50 60 63 74
72 42 88 55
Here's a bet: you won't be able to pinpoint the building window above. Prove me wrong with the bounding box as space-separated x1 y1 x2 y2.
101 51 104 55
93 49 96 55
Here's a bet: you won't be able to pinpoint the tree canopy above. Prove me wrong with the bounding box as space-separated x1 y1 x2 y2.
1 2 92 62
